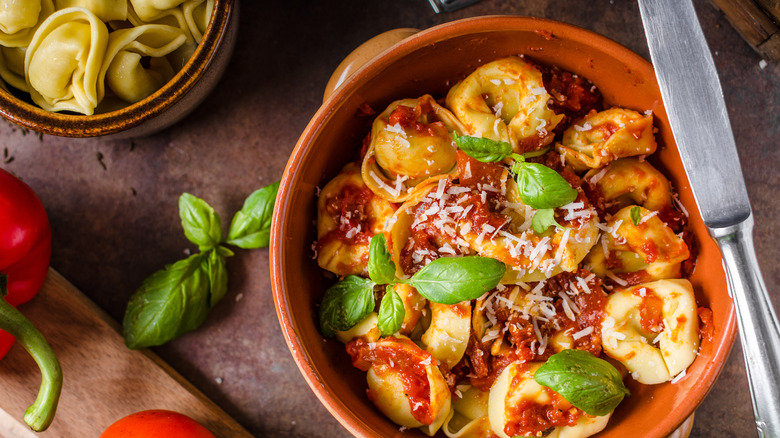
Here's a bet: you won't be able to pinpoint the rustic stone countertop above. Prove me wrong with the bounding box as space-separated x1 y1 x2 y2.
1 0 777 437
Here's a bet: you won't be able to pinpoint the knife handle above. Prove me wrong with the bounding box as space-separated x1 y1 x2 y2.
712 215 780 438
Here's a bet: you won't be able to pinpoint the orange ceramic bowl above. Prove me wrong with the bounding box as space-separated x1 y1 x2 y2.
0 0 237 138
271 15 736 438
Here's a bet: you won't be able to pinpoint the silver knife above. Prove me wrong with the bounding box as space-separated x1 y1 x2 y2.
637 0 780 436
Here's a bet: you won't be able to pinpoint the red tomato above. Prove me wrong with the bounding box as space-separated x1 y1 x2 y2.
100 410 216 438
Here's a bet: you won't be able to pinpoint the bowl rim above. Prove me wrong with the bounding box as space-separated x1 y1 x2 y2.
270 14 738 438
0 0 235 137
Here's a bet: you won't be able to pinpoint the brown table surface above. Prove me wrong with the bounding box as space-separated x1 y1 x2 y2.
1 0 777 437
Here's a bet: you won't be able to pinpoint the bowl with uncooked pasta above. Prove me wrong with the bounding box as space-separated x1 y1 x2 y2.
0 0 237 138
271 15 737 438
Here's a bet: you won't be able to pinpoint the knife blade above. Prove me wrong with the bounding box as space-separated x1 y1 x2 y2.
638 1 780 437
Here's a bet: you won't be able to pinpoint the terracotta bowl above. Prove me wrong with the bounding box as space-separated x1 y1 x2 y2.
0 0 238 139
271 15 736 438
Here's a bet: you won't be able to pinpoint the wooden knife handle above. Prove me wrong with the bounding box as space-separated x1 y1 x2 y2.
709 0 780 62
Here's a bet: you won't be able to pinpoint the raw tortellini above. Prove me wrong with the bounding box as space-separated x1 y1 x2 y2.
0 0 212 115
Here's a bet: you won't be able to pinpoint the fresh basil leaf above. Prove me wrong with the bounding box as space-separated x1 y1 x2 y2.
368 233 396 285
453 134 513 163
630 205 642 226
226 181 280 249
204 248 229 307
514 162 578 209
179 193 222 252
532 208 562 234
123 253 210 349
409 256 505 305
377 286 405 336
534 349 631 416
318 275 376 337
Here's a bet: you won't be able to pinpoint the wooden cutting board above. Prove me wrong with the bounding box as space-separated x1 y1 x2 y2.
0 269 252 437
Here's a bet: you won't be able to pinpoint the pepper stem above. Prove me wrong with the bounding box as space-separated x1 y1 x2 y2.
0 274 62 432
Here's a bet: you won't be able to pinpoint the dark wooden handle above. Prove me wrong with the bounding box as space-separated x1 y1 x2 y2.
709 0 780 62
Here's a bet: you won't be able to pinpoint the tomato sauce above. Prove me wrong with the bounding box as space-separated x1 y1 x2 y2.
316 183 376 253
387 100 448 138
538 63 603 123
697 307 714 344
504 383 582 437
346 337 437 425
636 288 665 334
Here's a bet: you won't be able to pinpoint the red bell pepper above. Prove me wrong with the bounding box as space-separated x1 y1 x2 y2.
0 168 61 431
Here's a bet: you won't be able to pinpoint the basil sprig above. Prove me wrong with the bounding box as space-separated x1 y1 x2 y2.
318 234 506 337
454 134 578 222
534 349 631 416
377 286 404 336
531 208 562 234
123 182 280 349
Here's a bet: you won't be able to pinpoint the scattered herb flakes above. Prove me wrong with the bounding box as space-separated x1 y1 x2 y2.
96 152 107 170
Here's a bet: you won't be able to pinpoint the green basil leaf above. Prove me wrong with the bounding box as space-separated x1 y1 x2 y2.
203 248 229 307
531 208 562 234
630 205 642 226
179 193 222 252
318 275 376 337
453 134 513 163
409 256 505 305
377 286 405 336
534 349 631 416
123 254 210 349
226 181 280 249
514 162 578 209
368 233 396 285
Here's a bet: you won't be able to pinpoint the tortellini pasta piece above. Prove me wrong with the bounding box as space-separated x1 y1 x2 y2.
99 24 187 104
442 387 493 438
587 157 672 212
394 283 427 335
0 0 54 47
601 279 700 384
557 108 656 172
421 301 471 368
362 95 462 203
463 179 600 283
182 0 212 41
316 163 396 277
488 361 611 438
446 57 564 153
55 0 127 21
128 0 193 42
365 337 452 435
585 205 689 282
0 46 27 91
25 7 108 115
129 0 186 22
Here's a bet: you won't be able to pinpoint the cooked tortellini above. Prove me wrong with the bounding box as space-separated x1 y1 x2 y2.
55 0 127 21
364 337 452 434
0 0 54 47
100 24 187 104
0 0 211 114
25 7 108 114
587 157 672 212
488 362 611 438
129 0 186 22
585 205 689 282
557 108 656 172
0 45 27 91
315 57 709 438
446 57 564 153
601 279 700 384
363 95 463 202
316 163 396 277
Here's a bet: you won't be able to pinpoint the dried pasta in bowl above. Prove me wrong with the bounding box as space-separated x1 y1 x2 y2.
312 56 711 438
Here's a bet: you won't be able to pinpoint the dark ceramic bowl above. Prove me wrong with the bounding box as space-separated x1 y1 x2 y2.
270 15 736 438
0 0 238 138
